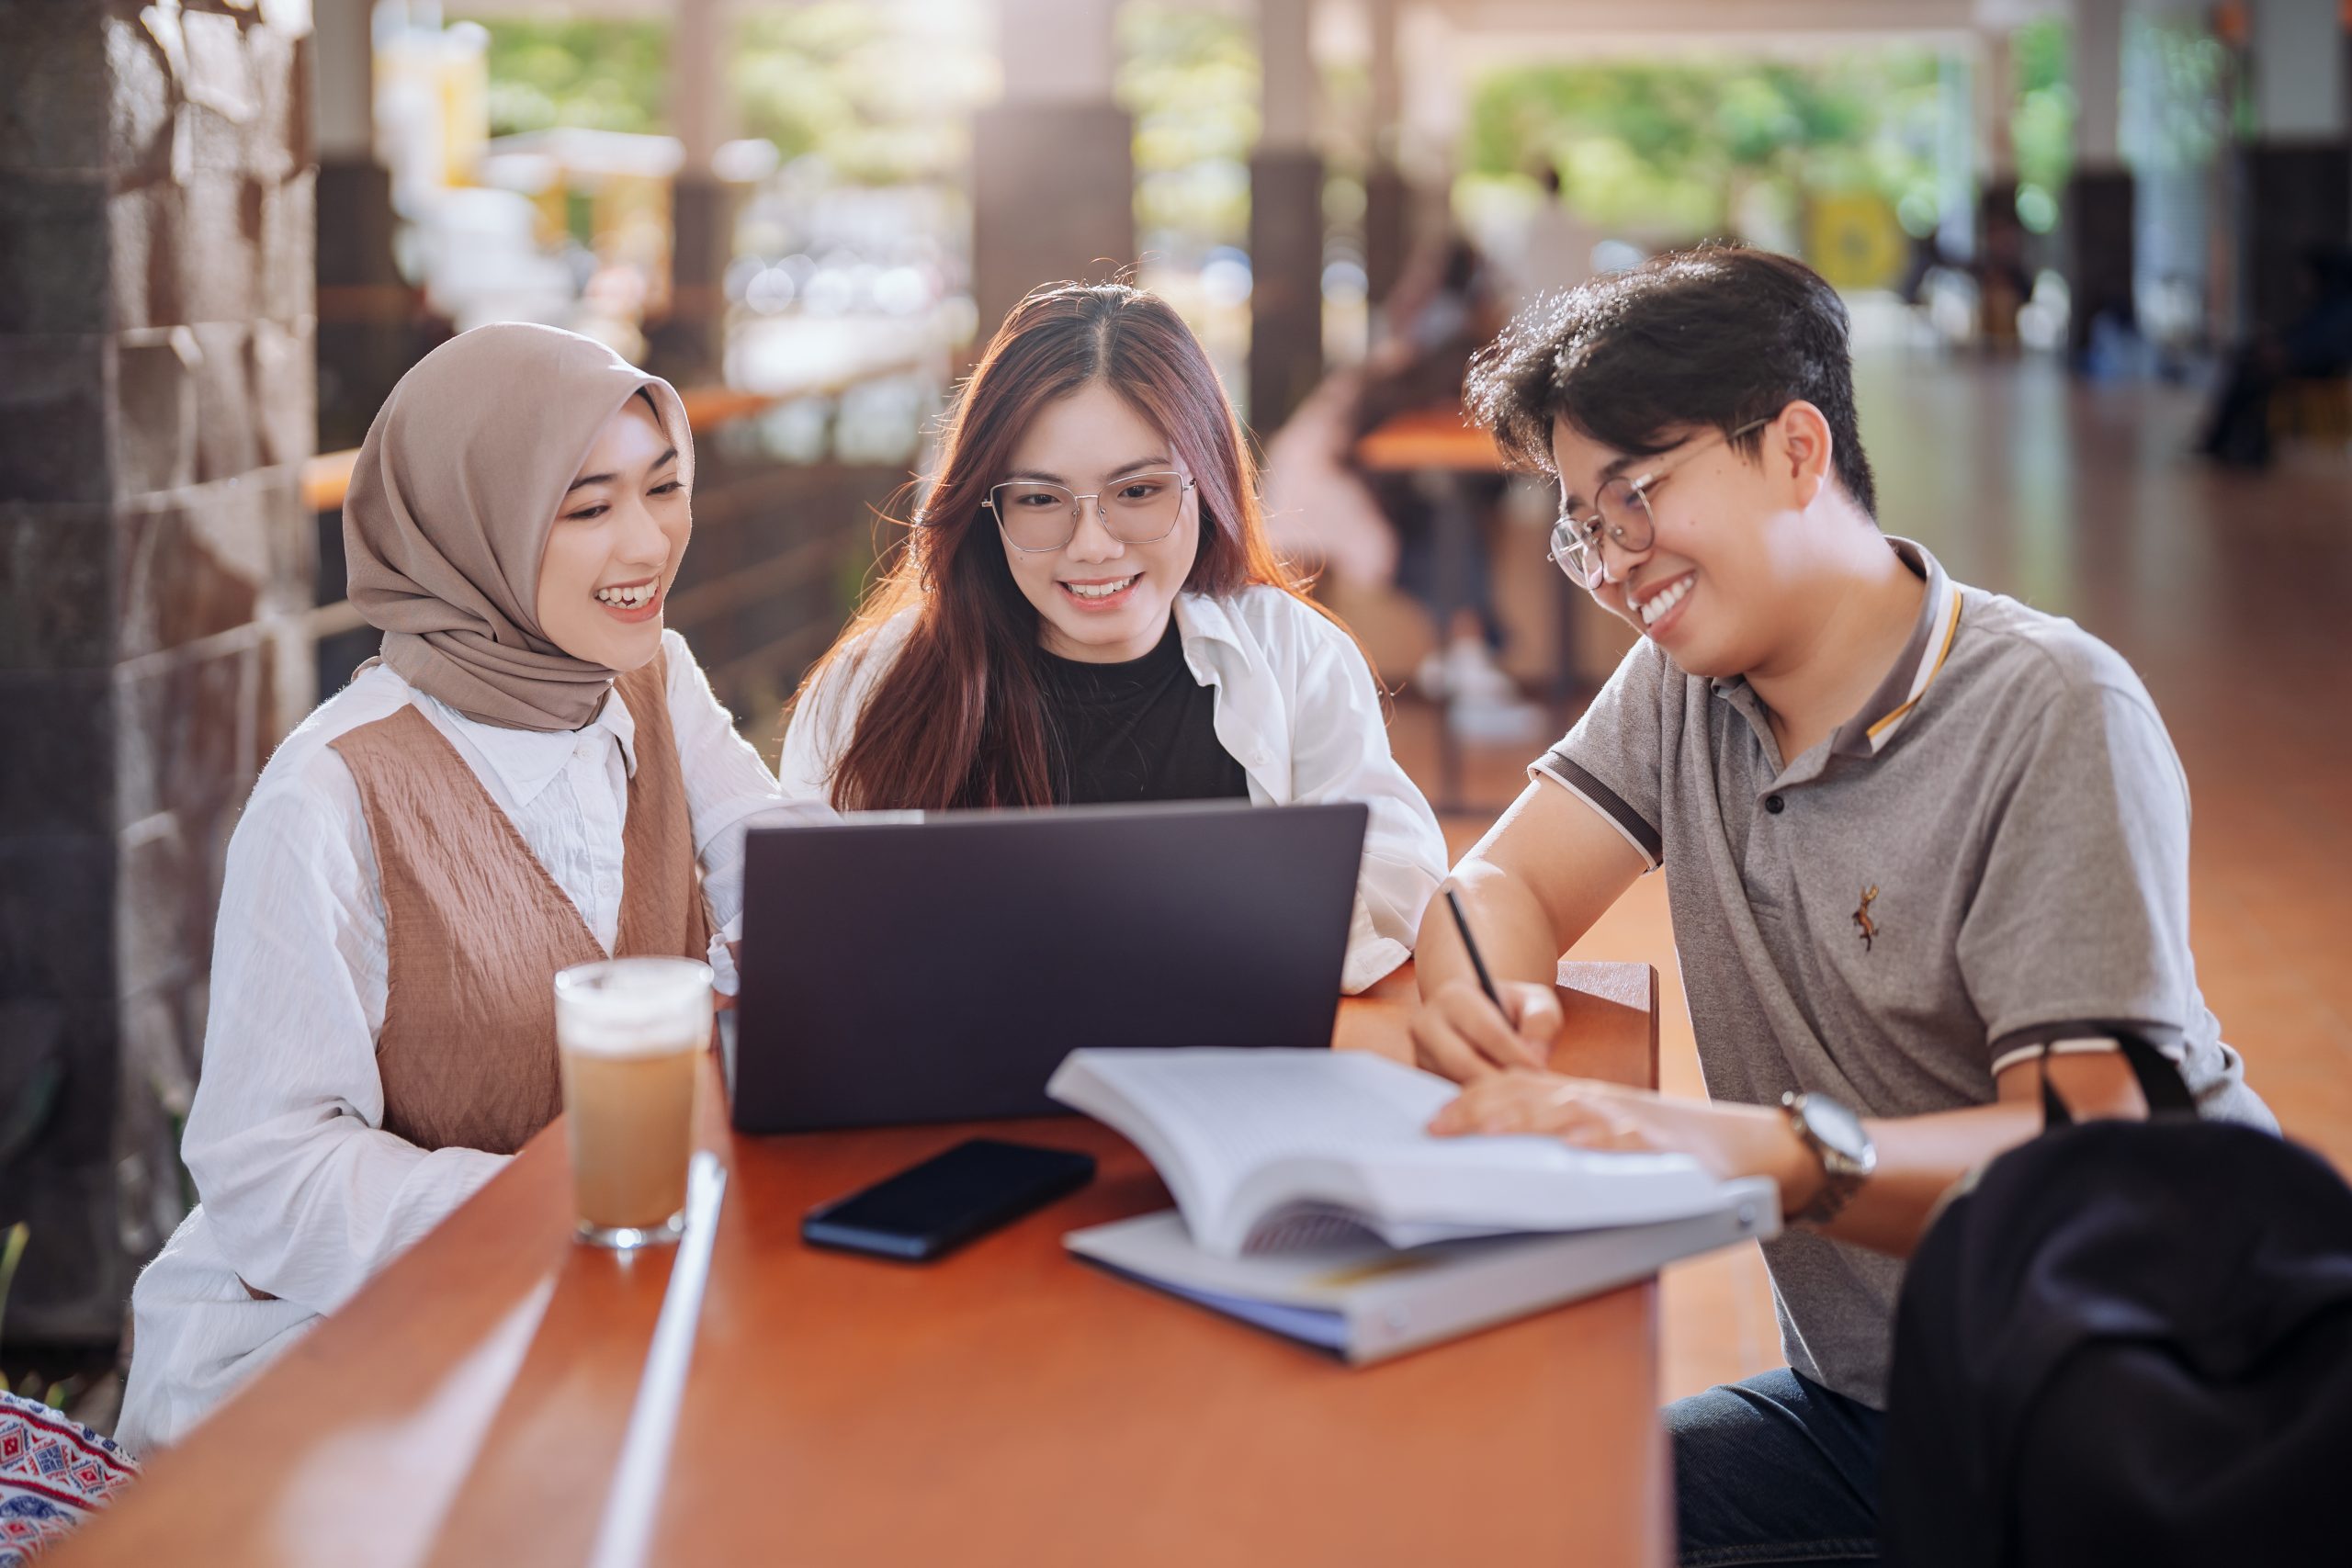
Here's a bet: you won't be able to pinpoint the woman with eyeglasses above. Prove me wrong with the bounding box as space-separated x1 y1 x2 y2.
779 282 1446 991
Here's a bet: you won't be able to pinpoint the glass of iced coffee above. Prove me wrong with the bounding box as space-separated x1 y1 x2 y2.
553 956 712 1247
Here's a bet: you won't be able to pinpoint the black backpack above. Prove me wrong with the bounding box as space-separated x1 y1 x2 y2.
1881 1035 2352 1565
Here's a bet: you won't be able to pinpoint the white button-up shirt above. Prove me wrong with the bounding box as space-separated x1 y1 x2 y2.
777 587 1449 992
118 631 829 1454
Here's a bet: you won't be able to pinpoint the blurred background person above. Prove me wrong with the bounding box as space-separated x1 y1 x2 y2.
2198 245 2352 468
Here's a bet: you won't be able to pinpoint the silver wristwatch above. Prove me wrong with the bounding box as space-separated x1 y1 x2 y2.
1780 1091 1877 1225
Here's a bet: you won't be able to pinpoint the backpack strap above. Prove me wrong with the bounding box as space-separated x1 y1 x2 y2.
2115 1031 2199 1118
2037 1028 2198 1131
2039 1052 2074 1129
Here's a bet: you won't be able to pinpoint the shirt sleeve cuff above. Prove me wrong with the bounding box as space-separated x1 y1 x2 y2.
1529 753 1662 871
1341 934 1412 996
1985 1017 2184 1077
707 927 741 997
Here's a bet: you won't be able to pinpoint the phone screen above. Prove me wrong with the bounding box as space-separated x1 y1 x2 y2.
802 1139 1096 1261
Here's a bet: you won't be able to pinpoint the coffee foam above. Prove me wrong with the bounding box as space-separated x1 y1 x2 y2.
554 959 712 1057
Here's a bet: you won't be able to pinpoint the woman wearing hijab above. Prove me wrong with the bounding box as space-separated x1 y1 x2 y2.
116 324 823 1454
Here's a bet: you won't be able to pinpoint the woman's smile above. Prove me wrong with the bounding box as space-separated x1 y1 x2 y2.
594 574 665 622
1057 573 1141 609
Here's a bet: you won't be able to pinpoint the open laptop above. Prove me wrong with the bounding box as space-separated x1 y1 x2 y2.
727 800 1369 1133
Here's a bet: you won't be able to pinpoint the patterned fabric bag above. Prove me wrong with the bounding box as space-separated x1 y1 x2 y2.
0 1390 140 1565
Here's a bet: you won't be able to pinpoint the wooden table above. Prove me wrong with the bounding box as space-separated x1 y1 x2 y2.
1353 405 1507 473
57 963 1668 1567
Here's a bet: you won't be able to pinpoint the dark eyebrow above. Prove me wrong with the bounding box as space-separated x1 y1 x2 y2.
1004 455 1170 486
564 447 678 496
1559 452 1641 514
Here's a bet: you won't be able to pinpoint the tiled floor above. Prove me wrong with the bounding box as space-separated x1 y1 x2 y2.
1387 353 2352 1404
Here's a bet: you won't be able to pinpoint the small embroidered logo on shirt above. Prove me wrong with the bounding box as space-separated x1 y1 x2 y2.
1854 886 1879 953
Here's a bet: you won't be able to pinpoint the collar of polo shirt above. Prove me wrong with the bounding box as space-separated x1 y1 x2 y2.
1707 538 1963 763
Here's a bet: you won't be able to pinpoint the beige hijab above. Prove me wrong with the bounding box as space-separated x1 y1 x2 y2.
344 323 695 732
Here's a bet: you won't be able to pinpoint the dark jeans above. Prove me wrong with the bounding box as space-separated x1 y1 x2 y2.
1374 469 1508 651
1668 1370 1884 1566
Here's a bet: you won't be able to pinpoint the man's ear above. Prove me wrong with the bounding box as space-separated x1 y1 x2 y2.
1772 401 1836 510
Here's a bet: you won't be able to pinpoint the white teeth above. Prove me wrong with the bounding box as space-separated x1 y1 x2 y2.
1639 578 1691 626
1063 576 1136 600
596 583 656 608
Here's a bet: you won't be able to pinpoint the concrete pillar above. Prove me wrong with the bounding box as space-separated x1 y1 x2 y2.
971 0 1135 344
1976 28 2018 184
314 0 412 449
1250 0 1324 426
0 0 317 1346
1363 0 1409 310
2065 0 2134 357
2236 0 2350 335
1934 52 1977 265
1973 28 2037 345
647 0 732 385
1974 27 2019 231
2126 6 2222 351
2250 0 2346 135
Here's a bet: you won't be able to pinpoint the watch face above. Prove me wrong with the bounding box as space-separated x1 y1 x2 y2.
1800 1096 1871 1163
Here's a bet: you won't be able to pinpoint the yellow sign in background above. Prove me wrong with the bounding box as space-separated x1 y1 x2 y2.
1807 192 1907 291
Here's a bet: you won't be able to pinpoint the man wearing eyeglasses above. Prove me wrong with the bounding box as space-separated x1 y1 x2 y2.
1406 243 2272 1564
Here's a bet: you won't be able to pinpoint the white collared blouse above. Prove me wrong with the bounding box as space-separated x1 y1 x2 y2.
118 630 830 1454
776 587 1448 993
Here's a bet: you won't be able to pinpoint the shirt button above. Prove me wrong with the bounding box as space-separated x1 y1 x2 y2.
1765 794 1786 815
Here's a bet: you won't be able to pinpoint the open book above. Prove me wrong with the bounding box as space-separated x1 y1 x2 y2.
1046 1048 1743 1258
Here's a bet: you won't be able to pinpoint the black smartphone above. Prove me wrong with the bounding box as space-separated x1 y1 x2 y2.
800 1138 1096 1262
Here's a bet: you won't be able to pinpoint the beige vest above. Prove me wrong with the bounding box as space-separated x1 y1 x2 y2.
328 652 715 1156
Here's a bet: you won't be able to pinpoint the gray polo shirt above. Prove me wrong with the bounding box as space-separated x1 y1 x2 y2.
1534 537 2272 1410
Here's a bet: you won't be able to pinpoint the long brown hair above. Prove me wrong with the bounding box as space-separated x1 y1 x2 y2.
794 282 1314 810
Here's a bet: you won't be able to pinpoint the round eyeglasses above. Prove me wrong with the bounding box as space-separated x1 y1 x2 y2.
985 470 1194 553
1547 419 1770 588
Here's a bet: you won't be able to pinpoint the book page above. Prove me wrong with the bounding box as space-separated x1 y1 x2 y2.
1055 1049 1721 1256
1078 1048 1457 1172
1051 1049 1453 1230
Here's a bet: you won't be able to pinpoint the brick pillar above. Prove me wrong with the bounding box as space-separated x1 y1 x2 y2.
1249 0 1324 428
644 0 731 386
2237 0 2351 336
0 0 317 1346
2237 143 2352 334
312 0 413 451
1362 0 1408 310
645 175 733 387
2064 169 2135 355
973 0 1134 343
1248 149 1324 426
2064 0 2132 357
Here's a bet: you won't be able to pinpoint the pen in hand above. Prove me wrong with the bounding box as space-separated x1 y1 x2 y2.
1443 889 1502 1007
1442 889 1543 1069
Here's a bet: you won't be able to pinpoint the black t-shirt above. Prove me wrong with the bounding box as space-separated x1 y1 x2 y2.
1038 621 1250 806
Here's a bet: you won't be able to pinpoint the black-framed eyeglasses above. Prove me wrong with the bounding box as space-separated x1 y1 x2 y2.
984 470 1195 553
1547 418 1772 588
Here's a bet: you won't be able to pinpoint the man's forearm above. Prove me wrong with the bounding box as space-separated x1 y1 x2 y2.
1416 860 1565 998
1804 1100 2043 1256
1804 1051 2146 1257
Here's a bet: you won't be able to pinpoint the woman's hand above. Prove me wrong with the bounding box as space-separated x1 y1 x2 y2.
1429 1071 1819 1205
1407 978 1564 1081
